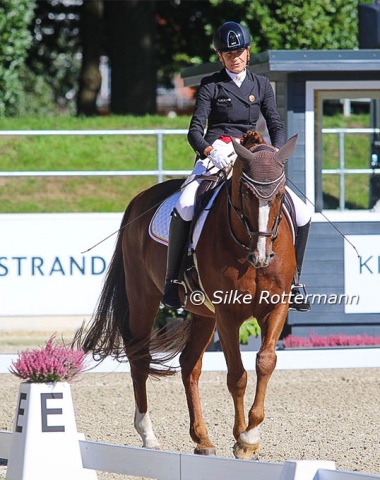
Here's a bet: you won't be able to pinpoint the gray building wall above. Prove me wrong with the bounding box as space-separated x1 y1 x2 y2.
283 71 380 336
289 221 380 336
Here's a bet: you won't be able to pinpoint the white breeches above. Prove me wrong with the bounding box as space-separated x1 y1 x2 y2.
175 139 236 221
285 186 311 227
175 139 311 227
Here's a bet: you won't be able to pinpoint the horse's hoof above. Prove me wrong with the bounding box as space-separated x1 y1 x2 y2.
233 440 260 460
143 441 162 450
194 446 217 456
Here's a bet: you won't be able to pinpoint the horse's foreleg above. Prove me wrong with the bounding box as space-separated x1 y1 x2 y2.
235 306 287 460
180 314 216 455
217 317 253 459
233 344 275 460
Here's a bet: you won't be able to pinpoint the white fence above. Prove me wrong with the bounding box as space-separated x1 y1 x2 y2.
0 129 191 183
0 429 378 480
3 127 380 191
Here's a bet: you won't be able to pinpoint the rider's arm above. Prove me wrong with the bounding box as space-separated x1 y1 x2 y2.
188 78 214 158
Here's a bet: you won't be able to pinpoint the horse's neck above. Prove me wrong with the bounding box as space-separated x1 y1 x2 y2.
228 160 253 242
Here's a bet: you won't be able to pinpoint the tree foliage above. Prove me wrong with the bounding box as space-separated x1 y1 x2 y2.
26 0 81 105
0 0 373 116
0 0 34 116
211 0 371 53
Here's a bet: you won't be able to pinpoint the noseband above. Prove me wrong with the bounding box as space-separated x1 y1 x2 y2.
226 170 285 253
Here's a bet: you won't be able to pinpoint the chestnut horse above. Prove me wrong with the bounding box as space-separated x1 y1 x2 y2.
81 131 298 459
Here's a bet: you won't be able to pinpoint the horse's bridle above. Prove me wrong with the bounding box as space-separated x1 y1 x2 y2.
225 171 285 253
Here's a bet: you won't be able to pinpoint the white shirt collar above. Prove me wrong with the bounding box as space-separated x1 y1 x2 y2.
225 68 247 87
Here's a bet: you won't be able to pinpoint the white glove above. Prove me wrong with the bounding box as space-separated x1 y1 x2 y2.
208 148 232 170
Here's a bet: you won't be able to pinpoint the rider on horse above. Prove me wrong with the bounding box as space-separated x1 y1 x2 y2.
162 21 311 312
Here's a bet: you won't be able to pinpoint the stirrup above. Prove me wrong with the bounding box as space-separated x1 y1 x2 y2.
289 283 311 312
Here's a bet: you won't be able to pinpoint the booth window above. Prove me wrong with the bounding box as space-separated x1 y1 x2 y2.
314 90 380 211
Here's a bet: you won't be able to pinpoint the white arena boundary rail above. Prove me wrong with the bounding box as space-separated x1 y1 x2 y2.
0 429 379 480
2 347 380 374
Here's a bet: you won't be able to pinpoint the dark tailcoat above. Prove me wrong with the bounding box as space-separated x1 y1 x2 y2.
188 68 285 158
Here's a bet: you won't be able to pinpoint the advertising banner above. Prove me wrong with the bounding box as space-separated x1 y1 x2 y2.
0 213 122 316
344 235 380 313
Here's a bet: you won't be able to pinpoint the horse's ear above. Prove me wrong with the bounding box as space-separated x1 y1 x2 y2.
274 134 298 165
231 137 255 163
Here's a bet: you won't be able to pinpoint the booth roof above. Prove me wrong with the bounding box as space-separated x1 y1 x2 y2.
181 49 380 86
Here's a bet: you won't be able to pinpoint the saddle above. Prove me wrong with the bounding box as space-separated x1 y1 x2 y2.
179 172 226 312
189 171 226 243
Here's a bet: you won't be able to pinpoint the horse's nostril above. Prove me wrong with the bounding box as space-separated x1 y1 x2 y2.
247 253 262 269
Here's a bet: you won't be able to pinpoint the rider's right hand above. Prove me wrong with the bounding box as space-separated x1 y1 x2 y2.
207 148 232 170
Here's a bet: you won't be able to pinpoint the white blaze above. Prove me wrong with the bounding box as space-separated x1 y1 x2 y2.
257 200 270 263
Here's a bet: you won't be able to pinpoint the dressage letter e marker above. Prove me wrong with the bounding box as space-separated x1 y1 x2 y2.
7 383 93 480
41 392 65 432
15 392 27 433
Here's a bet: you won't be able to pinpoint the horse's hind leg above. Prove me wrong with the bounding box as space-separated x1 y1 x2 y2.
131 365 161 449
179 313 216 455
128 292 162 449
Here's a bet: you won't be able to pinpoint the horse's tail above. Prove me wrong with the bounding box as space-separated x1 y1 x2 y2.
76 193 191 376
78 203 132 361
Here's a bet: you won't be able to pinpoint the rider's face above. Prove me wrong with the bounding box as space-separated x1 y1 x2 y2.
219 48 249 73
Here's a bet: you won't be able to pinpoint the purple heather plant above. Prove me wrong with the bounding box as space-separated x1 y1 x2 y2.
10 335 86 383
283 333 380 348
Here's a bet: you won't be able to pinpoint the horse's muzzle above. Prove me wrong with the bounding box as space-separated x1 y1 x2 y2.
247 251 275 268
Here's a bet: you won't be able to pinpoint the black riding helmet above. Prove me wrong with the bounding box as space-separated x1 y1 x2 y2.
213 21 251 52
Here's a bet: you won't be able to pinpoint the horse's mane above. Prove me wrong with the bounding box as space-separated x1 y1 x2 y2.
241 130 267 149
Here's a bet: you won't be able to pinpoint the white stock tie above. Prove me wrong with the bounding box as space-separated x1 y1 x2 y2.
234 74 243 87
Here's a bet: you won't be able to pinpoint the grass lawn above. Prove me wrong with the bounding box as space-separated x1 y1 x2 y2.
0 113 372 213
0 115 194 213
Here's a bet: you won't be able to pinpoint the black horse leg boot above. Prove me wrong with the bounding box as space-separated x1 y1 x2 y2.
290 221 311 311
162 209 191 309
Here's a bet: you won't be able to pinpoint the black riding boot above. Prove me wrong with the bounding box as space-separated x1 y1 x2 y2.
162 209 191 310
290 221 311 312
